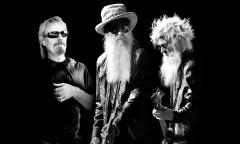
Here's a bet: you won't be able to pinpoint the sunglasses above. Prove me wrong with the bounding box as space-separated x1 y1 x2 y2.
104 18 130 35
111 25 130 35
44 31 69 38
159 42 169 49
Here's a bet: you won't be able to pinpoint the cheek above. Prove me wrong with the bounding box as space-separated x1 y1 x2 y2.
49 39 57 46
63 38 67 44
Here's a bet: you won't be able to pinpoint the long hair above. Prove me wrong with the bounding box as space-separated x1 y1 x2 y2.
38 16 67 59
150 14 194 53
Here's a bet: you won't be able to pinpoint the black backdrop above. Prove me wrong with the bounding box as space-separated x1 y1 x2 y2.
0 0 239 144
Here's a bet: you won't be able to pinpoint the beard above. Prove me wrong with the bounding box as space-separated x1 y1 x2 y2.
54 40 66 56
104 32 133 83
55 45 65 55
160 51 181 87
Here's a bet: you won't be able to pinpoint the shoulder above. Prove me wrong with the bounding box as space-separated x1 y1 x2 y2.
96 52 107 78
185 60 195 69
68 57 87 71
183 59 195 77
97 52 107 68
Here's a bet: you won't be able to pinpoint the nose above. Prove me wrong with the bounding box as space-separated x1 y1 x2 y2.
57 36 64 44
57 34 64 42
58 36 62 41
58 33 63 39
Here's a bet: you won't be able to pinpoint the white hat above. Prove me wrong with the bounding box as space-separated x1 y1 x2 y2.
95 3 138 35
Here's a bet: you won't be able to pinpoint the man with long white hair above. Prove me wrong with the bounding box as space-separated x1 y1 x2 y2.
150 14 199 144
91 3 159 144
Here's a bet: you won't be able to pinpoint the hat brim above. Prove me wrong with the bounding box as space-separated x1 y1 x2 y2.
95 12 138 35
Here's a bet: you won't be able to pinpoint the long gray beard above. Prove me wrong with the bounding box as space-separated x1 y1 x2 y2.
160 52 181 87
104 33 133 83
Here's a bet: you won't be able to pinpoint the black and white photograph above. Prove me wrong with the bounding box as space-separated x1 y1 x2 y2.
0 0 239 144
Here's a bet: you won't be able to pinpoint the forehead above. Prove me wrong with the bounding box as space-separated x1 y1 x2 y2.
45 22 67 33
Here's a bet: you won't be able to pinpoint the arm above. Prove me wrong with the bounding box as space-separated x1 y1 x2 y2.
54 82 93 110
91 97 103 144
72 87 93 110
91 97 103 139
91 57 106 141
172 61 199 122
112 88 141 129
69 62 94 110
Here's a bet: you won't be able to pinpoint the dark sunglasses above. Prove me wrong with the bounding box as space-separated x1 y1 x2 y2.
155 41 170 50
111 25 130 35
44 31 69 38
160 42 169 49
104 18 130 35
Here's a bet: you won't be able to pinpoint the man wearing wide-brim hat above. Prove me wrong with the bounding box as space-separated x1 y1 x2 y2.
91 3 161 144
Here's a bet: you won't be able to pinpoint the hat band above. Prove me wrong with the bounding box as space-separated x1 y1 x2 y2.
103 13 124 22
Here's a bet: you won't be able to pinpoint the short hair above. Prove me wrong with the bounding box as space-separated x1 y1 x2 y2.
150 14 194 52
38 16 67 59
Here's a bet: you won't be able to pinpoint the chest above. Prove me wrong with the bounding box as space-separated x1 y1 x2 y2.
48 65 72 84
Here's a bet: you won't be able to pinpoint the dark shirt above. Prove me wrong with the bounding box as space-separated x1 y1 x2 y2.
153 58 199 144
92 47 160 144
38 57 93 144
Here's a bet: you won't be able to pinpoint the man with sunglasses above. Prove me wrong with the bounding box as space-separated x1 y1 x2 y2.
37 16 94 144
91 4 160 144
150 14 200 144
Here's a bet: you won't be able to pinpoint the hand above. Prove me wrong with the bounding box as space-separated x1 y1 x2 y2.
90 137 100 144
152 107 174 121
54 83 78 102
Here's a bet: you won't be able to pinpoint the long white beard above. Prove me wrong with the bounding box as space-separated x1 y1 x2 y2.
160 52 181 87
104 33 133 83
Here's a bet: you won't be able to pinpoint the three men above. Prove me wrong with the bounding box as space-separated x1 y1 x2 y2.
36 8 199 144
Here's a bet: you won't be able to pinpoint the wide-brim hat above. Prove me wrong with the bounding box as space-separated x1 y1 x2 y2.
95 3 138 35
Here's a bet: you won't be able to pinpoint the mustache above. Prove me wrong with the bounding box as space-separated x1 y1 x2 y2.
116 34 125 39
105 33 126 40
54 42 65 47
116 34 128 41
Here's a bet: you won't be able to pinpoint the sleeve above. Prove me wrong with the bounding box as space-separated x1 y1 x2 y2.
112 49 152 130
82 63 94 95
91 57 104 139
68 59 94 95
91 94 103 138
112 88 140 130
172 61 200 123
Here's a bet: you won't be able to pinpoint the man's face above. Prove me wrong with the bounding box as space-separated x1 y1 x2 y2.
159 38 182 86
42 22 68 58
104 18 131 39
156 38 181 57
